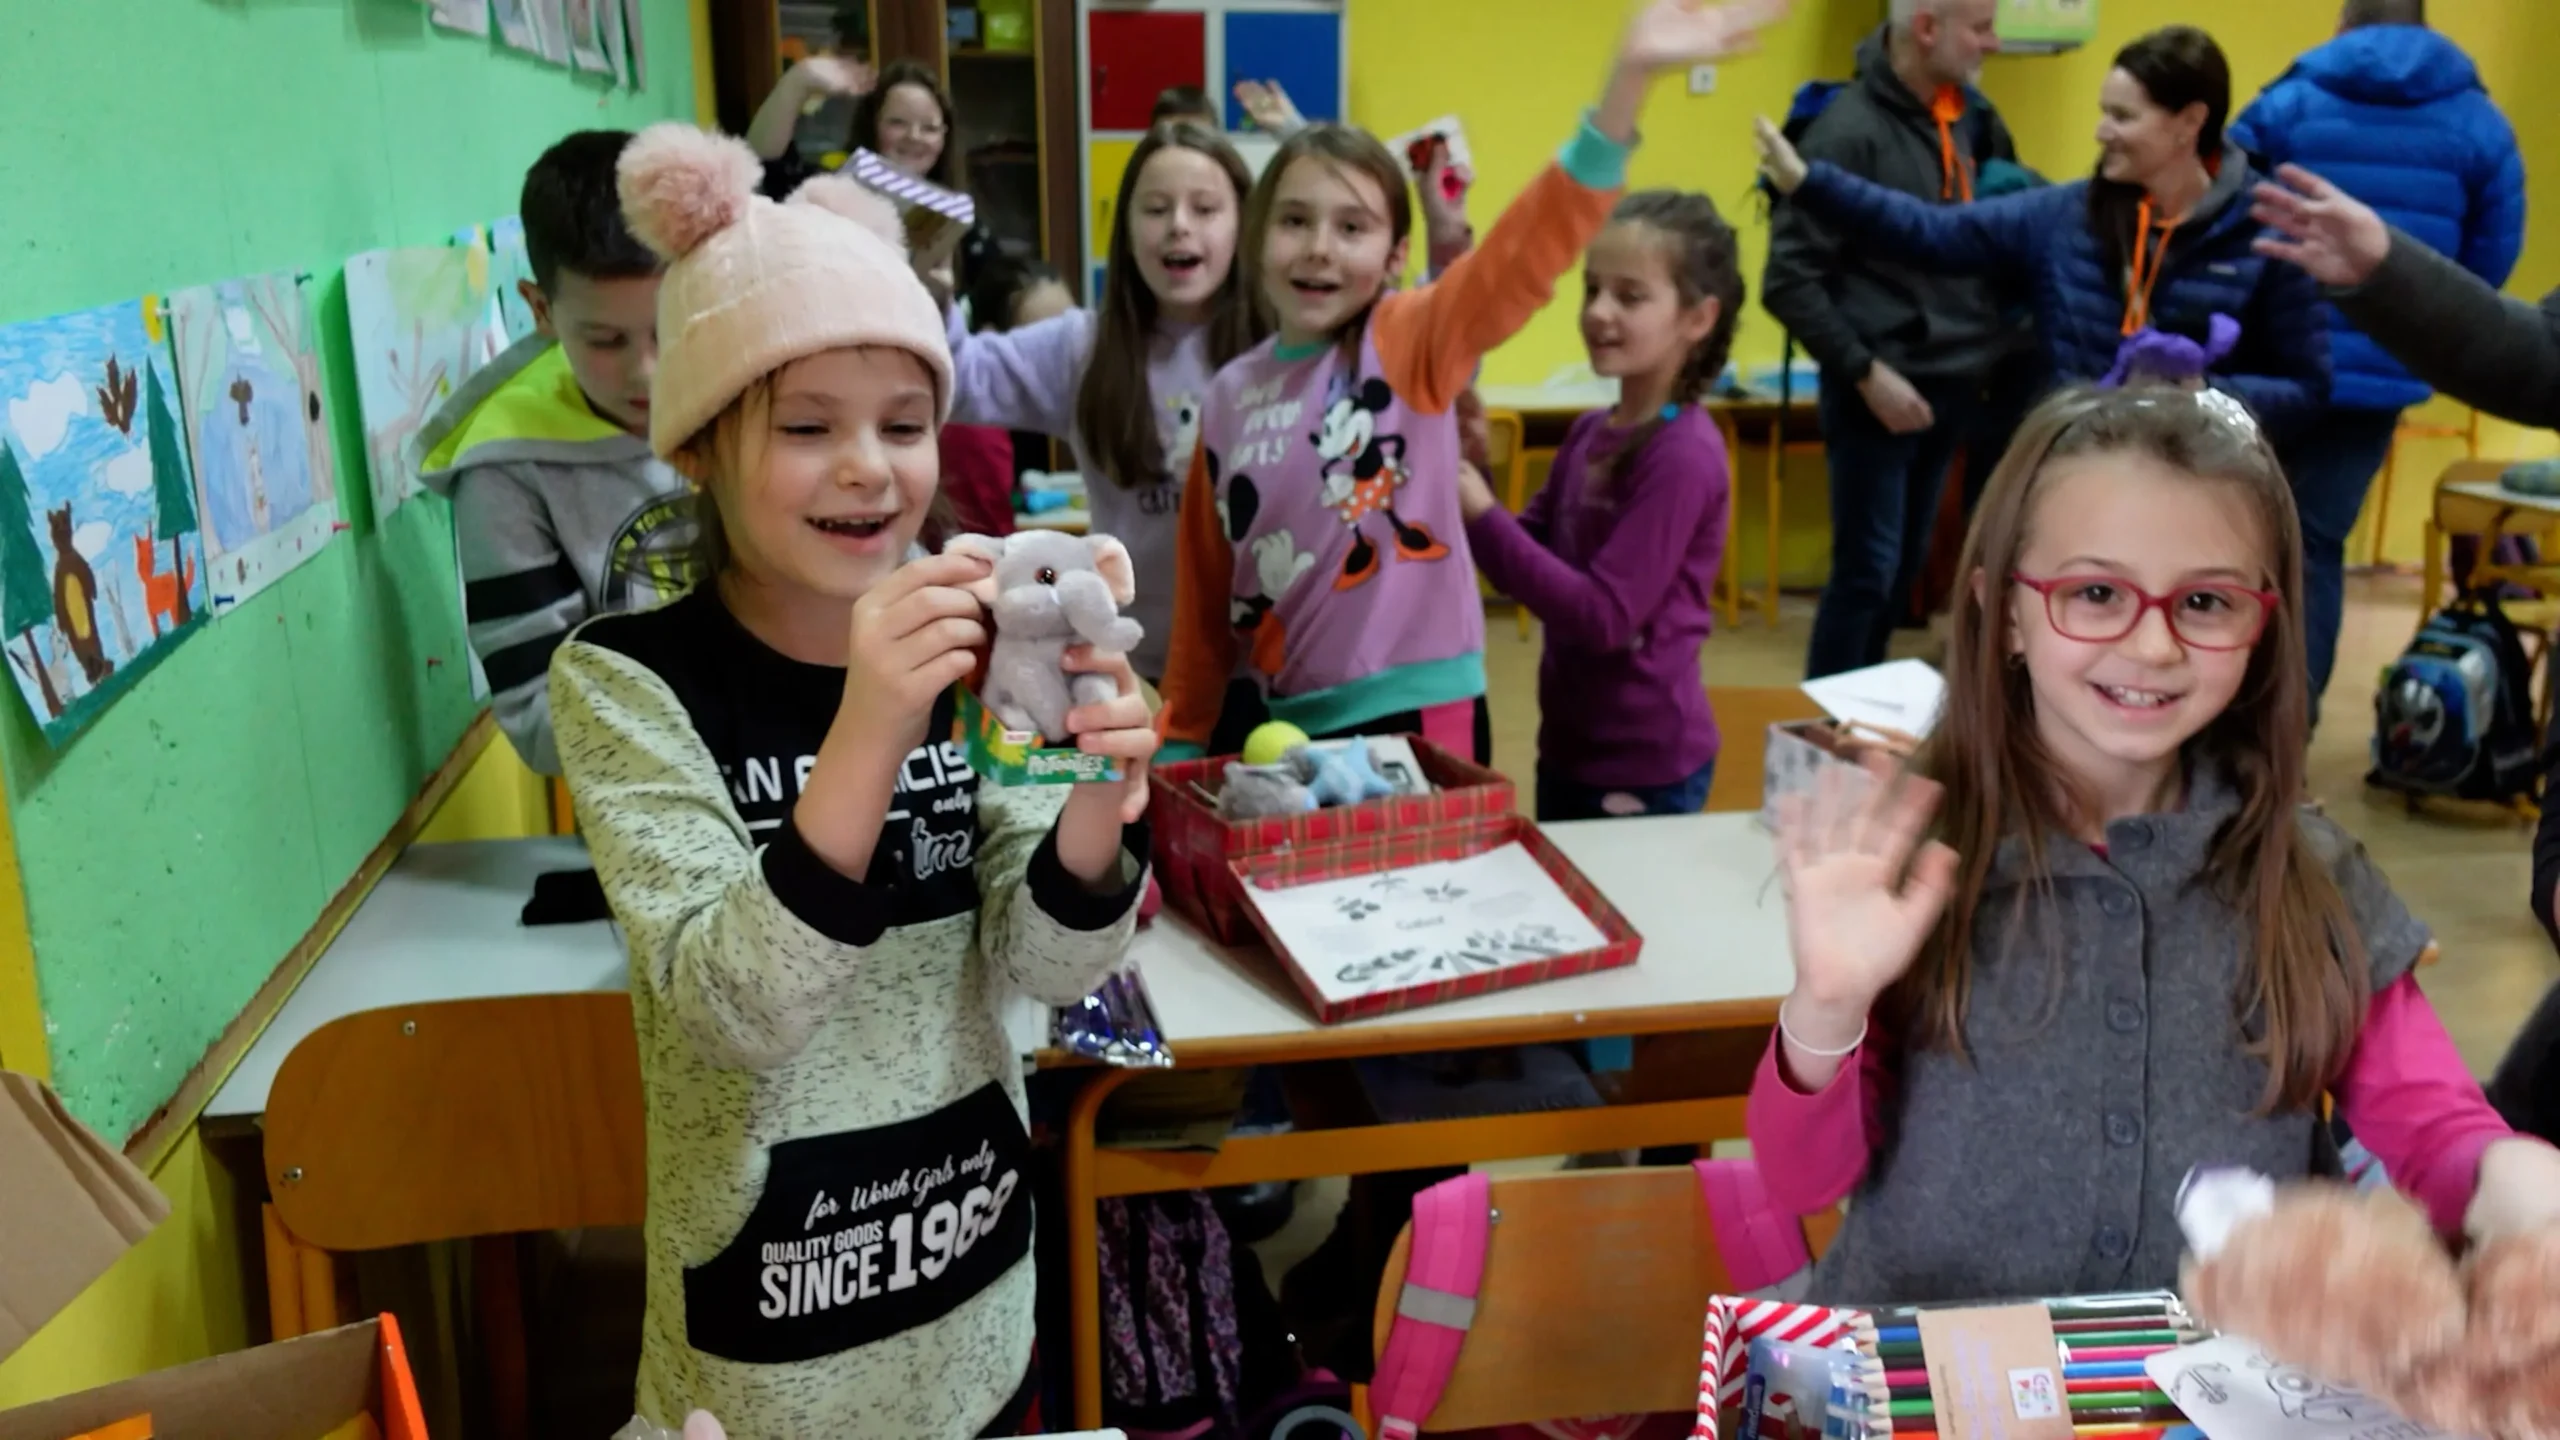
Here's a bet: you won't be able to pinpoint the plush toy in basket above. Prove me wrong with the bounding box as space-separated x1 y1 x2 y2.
2178 1169 2560 1440
1216 723 1401 818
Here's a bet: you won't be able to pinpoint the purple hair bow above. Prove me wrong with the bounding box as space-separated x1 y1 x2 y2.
2100 313 2241 389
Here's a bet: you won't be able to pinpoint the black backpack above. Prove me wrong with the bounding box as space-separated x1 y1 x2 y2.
2369 591 2541 806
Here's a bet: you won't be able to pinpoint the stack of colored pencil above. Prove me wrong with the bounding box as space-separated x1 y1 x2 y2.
1831 1293 2202 1440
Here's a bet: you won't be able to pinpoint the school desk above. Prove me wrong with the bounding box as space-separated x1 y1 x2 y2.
203 816 1794 1434
1057 809 1793 1427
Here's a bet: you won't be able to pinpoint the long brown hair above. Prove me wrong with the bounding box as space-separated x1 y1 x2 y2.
1904 384 2364 1114
1587 191 1747 495
1241 123 1412 347
2087 27 2231 279
1073 122 1264 490
851 60 967 191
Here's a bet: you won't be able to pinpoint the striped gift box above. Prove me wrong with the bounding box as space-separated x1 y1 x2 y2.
1695 1296 1876 1440
1226 813 1640 1024
847 146 978 226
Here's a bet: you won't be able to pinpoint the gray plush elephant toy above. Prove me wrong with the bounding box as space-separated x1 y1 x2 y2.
944 529 1144 744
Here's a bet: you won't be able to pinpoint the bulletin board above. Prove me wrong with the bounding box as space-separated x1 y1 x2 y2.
1996 0 2098 52
0 0 699 1143
1075 0 1349 301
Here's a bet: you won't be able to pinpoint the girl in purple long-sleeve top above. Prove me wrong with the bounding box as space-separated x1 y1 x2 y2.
1459 191 1742 821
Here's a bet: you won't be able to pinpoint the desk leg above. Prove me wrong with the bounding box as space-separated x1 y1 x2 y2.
475 1235 533 1440
263 1204 306 1340
298 1236 343 1333
1764 417 1785 629
1066 1066 1140 1431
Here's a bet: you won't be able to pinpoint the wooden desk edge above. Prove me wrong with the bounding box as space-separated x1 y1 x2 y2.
1036 993 1780 1072
123 713 500 1171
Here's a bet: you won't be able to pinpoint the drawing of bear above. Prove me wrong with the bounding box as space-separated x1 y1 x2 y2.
47 505 112 683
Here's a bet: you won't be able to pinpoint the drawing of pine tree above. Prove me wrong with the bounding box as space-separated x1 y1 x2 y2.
145 364 197 625
0 442 63 717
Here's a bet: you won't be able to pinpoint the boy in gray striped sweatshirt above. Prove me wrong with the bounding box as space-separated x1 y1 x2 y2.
420 128 691 775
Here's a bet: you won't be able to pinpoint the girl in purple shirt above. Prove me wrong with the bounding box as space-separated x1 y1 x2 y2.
1460 191 1742 821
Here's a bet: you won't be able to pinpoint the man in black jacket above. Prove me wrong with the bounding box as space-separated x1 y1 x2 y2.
1765 0 2016 679
2255 165 2560 1144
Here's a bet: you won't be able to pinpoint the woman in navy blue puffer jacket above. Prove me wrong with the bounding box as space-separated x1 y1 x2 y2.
1756 26 2330 439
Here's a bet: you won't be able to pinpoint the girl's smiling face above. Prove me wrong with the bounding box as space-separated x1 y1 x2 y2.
1258 156 1406 345
876 82 950 177
1579 222 1717 384
1128 145 1241 324
718 346 941 607
2006 450 2271 809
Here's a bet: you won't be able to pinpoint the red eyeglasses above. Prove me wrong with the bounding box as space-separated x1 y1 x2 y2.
2011 572 2279 651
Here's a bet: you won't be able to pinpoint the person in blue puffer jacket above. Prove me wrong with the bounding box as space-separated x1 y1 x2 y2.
2228 0 2523 715
1753 25 2331 462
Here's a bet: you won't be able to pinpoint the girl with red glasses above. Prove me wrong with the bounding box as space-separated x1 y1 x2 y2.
1740 383 2560 1307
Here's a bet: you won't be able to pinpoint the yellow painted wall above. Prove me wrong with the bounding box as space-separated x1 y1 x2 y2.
1362 0 2559 584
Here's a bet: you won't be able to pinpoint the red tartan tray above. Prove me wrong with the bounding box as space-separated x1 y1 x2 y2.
1150 736 1514 945
1226 814 1642 1024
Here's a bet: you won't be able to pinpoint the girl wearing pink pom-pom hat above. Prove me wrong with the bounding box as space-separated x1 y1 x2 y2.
555 121 1157 1438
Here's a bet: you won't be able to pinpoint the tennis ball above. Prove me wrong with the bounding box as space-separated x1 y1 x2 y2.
1241 721 1312 767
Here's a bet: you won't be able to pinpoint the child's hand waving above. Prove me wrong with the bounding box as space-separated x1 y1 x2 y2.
1620 0 1791 74
1751 115 1809 197
1600 0 1791 143
1774 751 1957 1060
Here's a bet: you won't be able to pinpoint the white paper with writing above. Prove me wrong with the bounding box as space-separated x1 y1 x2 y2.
1243 842 1609 1005
1800 658 1946 738
2145 1337 2466 1440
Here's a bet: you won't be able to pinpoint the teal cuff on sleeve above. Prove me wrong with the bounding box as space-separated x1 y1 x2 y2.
1159 741 1207 764
1558 109 1633 190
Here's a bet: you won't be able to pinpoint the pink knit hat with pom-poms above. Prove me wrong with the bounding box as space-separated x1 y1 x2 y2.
617 122 953 458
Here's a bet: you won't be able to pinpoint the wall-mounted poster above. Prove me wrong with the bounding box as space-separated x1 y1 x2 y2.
1997 0 2096 51
344 245 492 521
0 301 210 745
168 274 341 611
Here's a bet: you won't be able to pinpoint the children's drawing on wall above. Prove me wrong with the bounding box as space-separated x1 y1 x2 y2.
345 245 492 522
493 0 542 56
169 274 342 611
564 0 613 74
620 0 647 86
0 301 209 745
528 0 572 66
450 226 513 372
424 0 491 35
488 216 539 343
598 0 630 86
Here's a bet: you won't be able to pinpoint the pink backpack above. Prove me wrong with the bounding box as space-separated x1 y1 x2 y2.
1368 1161 1810 1440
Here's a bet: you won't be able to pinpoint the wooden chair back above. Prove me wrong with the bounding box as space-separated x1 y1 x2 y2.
265 993 646 1251
1367 1167 1735 1431
1703 686 1830 813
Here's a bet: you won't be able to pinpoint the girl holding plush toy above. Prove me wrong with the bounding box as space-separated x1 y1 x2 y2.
1152 0 1791 766
1748 383 2560 1306
555 123 1154 1438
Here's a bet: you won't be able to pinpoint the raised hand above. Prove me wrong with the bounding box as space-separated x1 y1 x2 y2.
794 54 875 103
1618 0 1792 75
1775 751 1957 1022
1752 114 1809 196
2250 164 2392 288
1061 645 1159 827
1231 79 1304 136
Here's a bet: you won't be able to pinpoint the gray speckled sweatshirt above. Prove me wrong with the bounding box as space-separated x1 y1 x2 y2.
552 587 1146 1439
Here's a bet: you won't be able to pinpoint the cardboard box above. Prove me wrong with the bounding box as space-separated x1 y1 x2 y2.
954 687 1120 787
0 1072 170 1362
844 148 976 271
0 1317 424 1440
1760 660 1943 832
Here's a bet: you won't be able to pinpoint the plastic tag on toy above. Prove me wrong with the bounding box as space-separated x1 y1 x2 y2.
2175 1166 2274 1261
955 686 1121 787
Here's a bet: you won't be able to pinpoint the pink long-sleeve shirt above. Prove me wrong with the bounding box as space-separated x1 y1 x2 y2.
1749 973 2513 1236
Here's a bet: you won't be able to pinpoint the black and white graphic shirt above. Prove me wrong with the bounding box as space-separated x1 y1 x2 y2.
553 587 1147 1439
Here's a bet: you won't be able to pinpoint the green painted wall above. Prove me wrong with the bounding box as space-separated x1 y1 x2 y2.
0 0 698 1141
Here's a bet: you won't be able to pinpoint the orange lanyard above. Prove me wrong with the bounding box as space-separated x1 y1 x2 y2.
2122 197 2182 336
1930 87 1974 202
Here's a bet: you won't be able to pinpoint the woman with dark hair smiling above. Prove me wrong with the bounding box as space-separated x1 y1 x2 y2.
1755 26 2331 438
